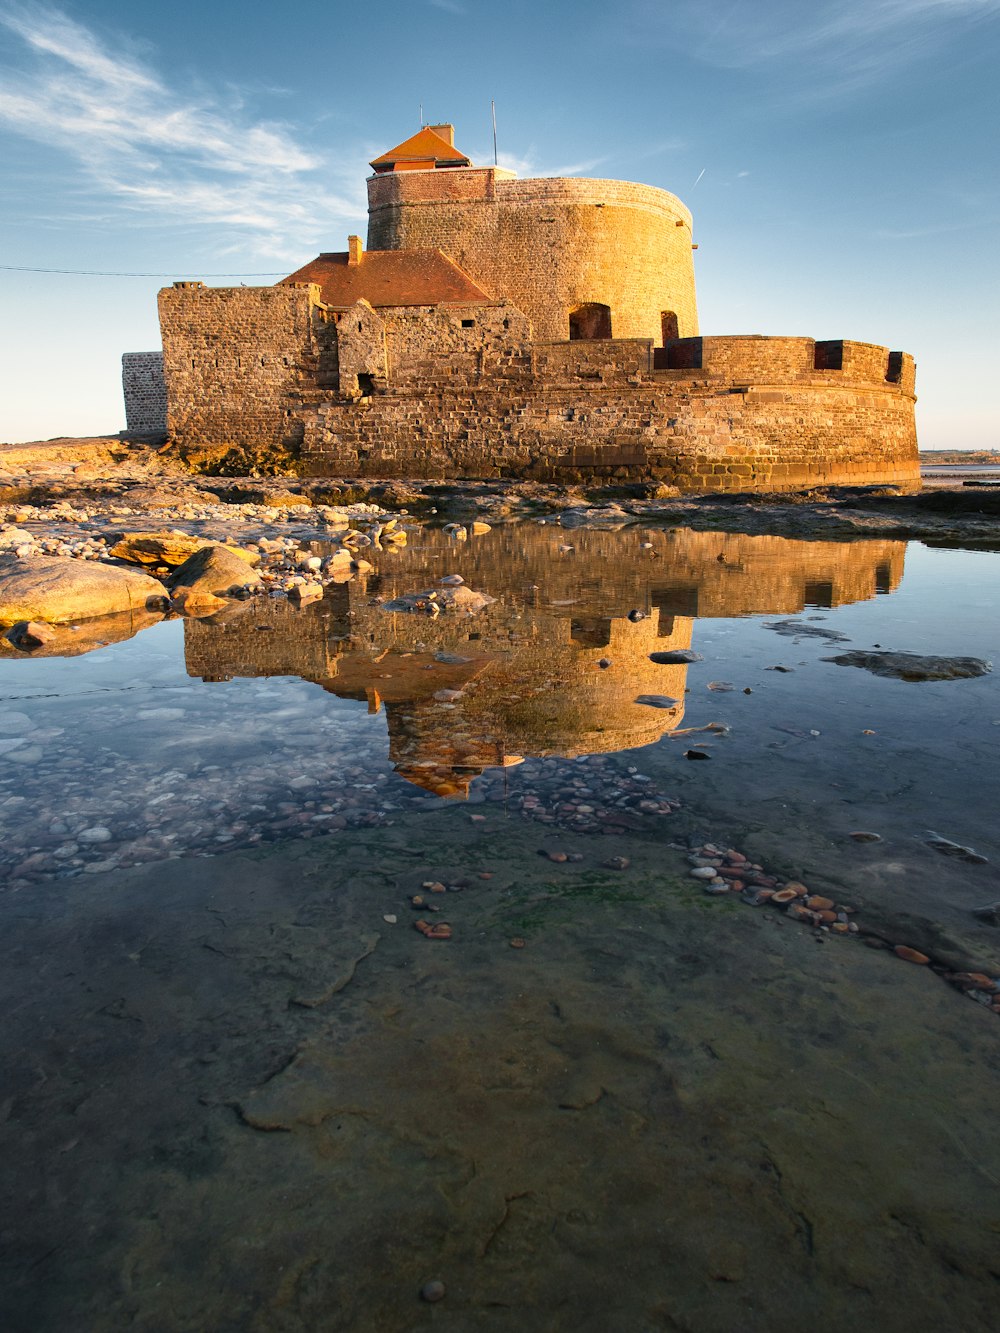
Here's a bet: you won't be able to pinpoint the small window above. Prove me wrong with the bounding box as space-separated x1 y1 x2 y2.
461 319 475 328
886 351 903 384
660 311 679 343
357 372 375 396
357 321 363 332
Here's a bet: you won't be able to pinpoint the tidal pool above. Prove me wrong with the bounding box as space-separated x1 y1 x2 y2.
2 523 999 1331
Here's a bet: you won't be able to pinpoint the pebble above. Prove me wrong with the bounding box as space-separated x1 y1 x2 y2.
894 945 930 965
509 937 526 949
849 831 882 842
77 826 113 844
690 867 717 880
420 1280 446 1303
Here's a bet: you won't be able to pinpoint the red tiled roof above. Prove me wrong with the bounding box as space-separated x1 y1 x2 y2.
369 125 471 171
279 249 492 307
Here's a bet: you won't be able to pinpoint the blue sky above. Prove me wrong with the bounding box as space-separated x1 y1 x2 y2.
1 0 997 448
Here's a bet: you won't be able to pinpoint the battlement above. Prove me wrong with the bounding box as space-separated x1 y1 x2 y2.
657 335 916 395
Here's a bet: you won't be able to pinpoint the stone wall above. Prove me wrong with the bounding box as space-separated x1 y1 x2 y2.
157 281 323 457
367 170 698 344
121 352 167 437
157 282 918 492
296 325 919 491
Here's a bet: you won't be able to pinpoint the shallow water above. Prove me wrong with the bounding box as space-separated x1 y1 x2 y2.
2 523 999 1330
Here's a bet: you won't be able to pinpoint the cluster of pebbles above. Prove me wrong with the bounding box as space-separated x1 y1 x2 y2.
687 840 1000 1017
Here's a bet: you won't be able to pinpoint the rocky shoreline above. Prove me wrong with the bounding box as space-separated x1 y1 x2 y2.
3 436 1000 549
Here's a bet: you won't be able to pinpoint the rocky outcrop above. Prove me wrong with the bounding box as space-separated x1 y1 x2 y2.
0 555 168 625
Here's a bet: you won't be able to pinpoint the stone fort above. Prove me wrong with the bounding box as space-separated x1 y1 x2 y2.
124 122 919 491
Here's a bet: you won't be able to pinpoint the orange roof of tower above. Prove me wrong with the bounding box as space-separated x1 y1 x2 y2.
370 124 471 173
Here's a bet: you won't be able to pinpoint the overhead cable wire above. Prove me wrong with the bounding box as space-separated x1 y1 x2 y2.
0 264 286 277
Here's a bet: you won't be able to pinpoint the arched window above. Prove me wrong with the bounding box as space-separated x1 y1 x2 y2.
660 311 679 343
568 303 612 340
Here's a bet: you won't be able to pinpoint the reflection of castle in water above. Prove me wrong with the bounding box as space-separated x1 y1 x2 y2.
183 527 905 797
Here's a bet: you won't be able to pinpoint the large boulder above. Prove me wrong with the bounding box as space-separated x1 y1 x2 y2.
108 531 260 569
168 544 263 598
0 555 168 625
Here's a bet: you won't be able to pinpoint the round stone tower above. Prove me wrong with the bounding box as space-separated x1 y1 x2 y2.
366 129 698 344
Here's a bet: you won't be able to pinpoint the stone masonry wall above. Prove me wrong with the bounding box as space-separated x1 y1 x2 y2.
157 282 323 456
367 170 698 344
296 331 918 491
121 352 167 436
157 282 918 492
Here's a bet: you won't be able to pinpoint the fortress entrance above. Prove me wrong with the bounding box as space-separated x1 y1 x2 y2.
568 303 612 340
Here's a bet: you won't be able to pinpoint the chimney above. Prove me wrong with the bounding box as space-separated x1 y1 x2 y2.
347 235 363 265
427 123 455 147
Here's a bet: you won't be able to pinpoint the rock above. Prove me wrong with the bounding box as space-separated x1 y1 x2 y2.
0 527 34 549
635 695 679 709
168 545 263 599
381 584 495 615
470 521 492 535
170 588 229 616
108 531 258 569
684 749 711 760
78 826 112 844
925 831 989 864
894 945 931 965
603 856 630 870
765 618 850 642
627 609 647 622
0 555 168 624
289 583 323 602
509 937 527 949
439 574 464 585
597 657 612 669
823 650 992 681
690 867 717 879
770 887 799 904
849 831 882 842
650 649 703 664
0 710 32 734
420 1280 446 1303
5 620 55 649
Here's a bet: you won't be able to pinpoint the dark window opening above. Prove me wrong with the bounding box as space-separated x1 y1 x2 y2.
875 562 893 595
461 318 475 328
570 617 612 649
502 318 510 329
654 338 703 370
357 321 363 332
814 340 843 371
568 303 612 340
652 585 699 617
660 311 679 343
357 373 375 396
886 351 903 383
803 581 834 609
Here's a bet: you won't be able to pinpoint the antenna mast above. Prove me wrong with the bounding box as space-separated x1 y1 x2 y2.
491 100 498 166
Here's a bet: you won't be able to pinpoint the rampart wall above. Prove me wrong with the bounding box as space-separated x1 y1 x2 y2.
157 284 919 492
121 352 167 436
367 169 698 343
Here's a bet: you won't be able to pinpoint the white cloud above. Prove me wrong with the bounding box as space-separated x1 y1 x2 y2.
0 3 367 260
634 0 1000 94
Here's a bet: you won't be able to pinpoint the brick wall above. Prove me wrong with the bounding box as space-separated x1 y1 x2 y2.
121 352 167 436
367 170 698 344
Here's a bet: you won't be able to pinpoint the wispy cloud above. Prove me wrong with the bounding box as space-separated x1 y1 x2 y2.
494 147 610 178
634 0 1000 96
428 0 467 14
0 3 367 260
